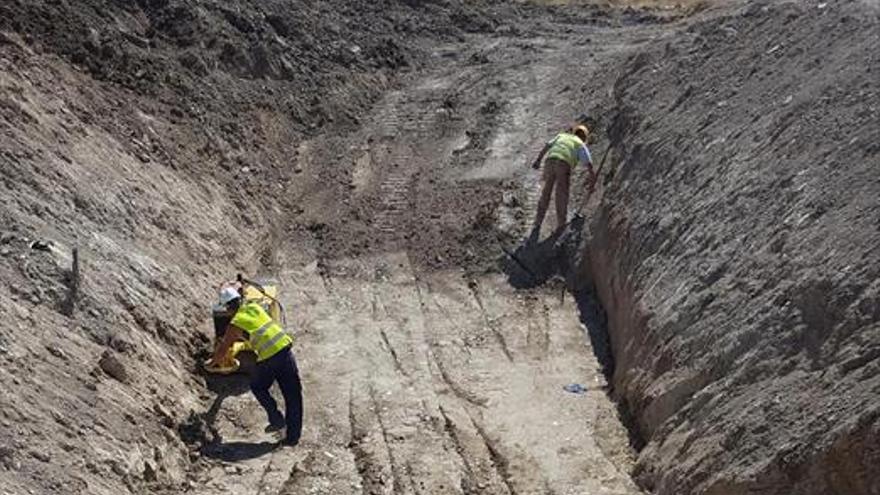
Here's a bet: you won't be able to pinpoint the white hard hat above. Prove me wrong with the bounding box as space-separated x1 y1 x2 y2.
218 287 241 306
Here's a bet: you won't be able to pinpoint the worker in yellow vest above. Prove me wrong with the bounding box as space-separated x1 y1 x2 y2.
529 124 596 241
211 287 302 447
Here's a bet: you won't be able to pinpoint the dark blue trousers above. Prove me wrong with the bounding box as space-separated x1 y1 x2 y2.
250 347 303 443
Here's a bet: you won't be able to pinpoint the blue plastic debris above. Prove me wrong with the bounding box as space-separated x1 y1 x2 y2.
563 383 588 394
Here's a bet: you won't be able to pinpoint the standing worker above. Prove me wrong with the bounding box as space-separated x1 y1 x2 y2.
211 286 303 447
529 124 596 241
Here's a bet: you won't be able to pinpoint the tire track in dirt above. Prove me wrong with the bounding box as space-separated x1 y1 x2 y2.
348 381 395 495
416 280 490 408
467 280 515 362
376 173 414 235
439 404 513 495
524 295 552 361
467 413 523 495
379 327 408 379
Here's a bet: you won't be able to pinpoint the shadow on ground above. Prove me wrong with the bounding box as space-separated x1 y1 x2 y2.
499 216 586 289
201 440 279 462
178 352 258 452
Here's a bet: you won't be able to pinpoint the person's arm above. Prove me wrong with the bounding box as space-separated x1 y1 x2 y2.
531 135 560 170
212 325 245 364
530 142 551 170
579 145 597 192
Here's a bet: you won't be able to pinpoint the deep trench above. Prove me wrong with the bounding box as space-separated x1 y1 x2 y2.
166 16 653 491
498 212 647 454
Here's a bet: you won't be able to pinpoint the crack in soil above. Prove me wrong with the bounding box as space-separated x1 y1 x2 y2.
467 281 515 363
468 413 519 495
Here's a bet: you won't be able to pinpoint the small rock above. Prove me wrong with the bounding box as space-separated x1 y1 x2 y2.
46 345 66 360
85 28 101 50
98 350 129 383
110 460 127 476
0 445 14 466
30 450 51 463
143 460 158 482
29 240 51 252
153 403 176 428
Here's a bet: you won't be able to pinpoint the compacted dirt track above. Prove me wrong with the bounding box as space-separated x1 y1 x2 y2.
179 19 665 495
197 259 639 495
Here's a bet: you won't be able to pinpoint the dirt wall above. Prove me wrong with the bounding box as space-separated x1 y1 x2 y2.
584 1 880 493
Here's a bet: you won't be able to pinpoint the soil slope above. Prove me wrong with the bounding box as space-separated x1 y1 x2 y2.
583 1 880 493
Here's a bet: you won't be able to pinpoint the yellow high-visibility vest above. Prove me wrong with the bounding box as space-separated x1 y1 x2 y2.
547 133 585 167
231 302 292 362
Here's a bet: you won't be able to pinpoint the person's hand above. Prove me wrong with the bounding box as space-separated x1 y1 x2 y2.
586 169 598 193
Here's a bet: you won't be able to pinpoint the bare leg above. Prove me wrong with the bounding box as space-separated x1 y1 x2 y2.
554 165 571 229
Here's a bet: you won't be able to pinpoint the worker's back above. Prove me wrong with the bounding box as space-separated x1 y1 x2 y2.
232 302 293 362
547 132 586 167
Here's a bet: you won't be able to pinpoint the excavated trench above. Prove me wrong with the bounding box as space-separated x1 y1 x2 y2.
167 18 669 495
5 0 874 494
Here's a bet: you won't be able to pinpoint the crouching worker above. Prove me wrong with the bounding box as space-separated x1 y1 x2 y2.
211 287 303 447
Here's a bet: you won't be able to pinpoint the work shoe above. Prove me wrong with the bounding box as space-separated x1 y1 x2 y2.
278 437 299 448
264 418 285 433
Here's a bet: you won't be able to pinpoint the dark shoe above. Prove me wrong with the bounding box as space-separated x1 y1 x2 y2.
264 418 285 433
278 437 299 448
527 227 540 245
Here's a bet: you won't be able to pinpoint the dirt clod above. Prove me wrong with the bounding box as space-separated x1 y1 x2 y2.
98 350 130 384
